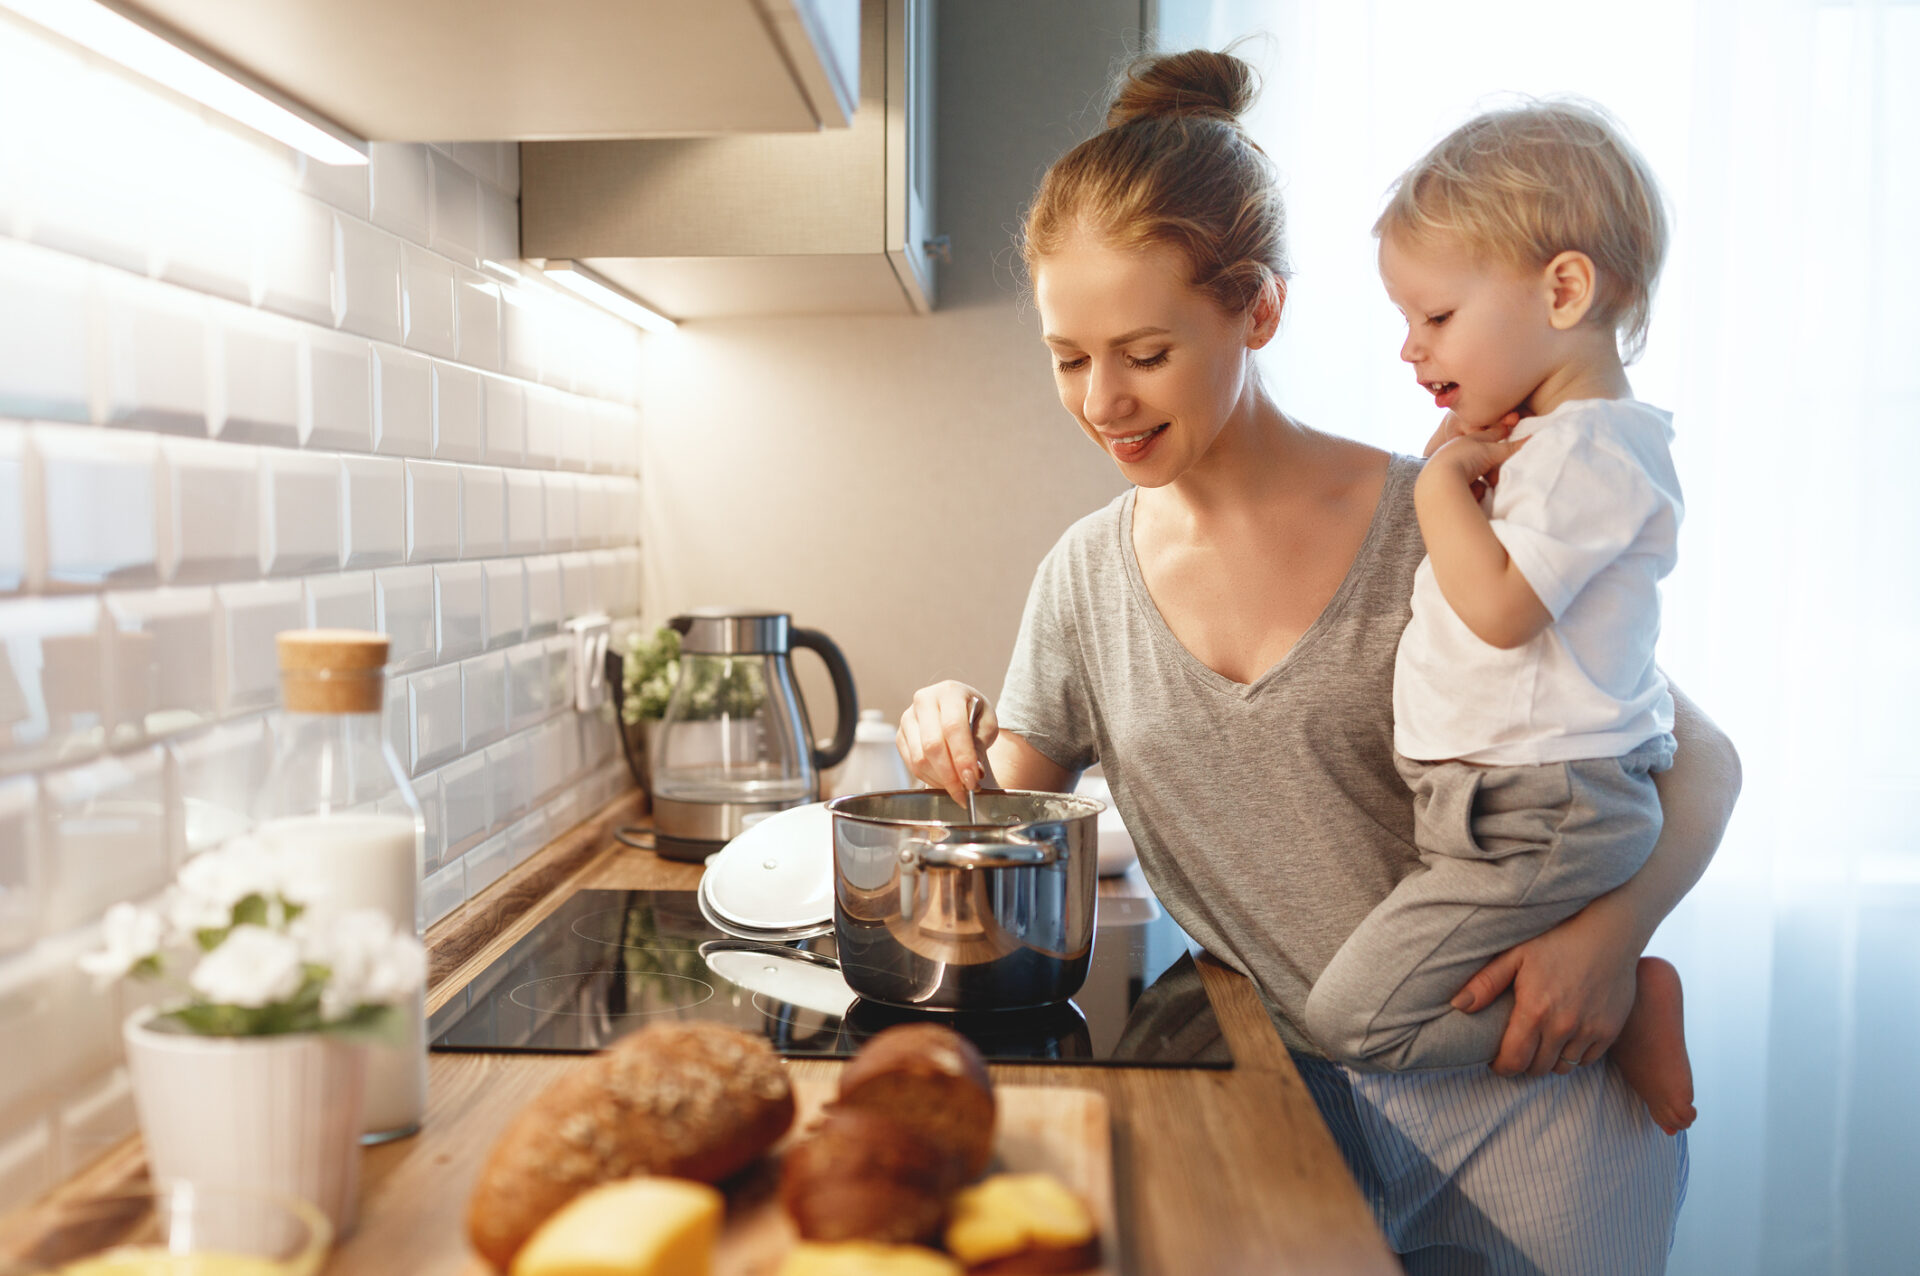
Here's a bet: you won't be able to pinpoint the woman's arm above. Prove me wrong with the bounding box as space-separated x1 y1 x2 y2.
1451 683 1742 1075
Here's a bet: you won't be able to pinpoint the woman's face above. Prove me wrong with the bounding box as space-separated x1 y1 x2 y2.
1033 235 1272 486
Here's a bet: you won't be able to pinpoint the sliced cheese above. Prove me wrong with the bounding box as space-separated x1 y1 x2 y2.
509 1176 723 1276
944 1172 1096 1266
775 1241 962 1276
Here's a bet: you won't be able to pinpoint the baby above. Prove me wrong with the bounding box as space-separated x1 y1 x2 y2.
1302 100 1695 1135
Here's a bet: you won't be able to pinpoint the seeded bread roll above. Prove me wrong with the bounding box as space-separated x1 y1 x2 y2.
836 1024 996 1179
779 1106 962 1244
466 1022 794 1271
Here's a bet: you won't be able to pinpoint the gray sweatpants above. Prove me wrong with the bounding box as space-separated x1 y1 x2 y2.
1304 737 1675 1071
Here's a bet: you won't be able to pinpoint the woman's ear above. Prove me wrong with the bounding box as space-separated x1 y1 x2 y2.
1544 251 1598 330
1247 277 1285 349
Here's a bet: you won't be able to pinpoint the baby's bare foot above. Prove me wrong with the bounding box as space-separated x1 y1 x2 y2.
1611 957 1696 1135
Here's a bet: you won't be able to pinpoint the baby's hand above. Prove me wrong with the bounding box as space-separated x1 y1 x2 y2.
1424 410 1523 499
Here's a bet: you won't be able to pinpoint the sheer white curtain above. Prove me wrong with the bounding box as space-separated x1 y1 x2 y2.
1154 2 1920 1270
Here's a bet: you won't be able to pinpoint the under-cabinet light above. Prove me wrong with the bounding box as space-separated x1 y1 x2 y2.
543 261 679 334
2 0 367 166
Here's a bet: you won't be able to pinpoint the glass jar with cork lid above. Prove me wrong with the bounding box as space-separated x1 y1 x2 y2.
252 629 427 1143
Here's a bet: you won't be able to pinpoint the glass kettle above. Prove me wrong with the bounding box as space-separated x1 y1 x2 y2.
651 610 857 861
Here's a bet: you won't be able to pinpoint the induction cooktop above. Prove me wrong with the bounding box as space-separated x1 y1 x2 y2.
429 888 1232 1068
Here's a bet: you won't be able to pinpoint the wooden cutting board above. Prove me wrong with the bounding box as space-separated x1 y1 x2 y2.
712 1078 1117 1276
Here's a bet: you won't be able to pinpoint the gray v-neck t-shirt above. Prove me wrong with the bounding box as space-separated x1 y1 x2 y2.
998 455 1425 1054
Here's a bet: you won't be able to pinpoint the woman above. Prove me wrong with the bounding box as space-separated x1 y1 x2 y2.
898 50 1739 1273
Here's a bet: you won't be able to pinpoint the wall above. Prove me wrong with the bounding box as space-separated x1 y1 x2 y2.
636 0 1142 729
0 12 646 1209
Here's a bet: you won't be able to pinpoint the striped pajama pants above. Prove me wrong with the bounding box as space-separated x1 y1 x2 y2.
1293 1052 1689 1275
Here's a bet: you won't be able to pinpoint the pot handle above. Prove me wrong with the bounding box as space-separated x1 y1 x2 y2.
791 627 859 771
902 828 1063 869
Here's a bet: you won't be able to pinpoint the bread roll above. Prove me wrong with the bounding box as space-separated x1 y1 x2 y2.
779 1107 961 1244
945 1173 1100 1275
467 1023 794 1271
836 1024 996 1179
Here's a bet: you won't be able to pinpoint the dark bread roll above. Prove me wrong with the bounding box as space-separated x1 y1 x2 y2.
836 1023 996 1179
779 1107 960 1245
465 1022 794 1271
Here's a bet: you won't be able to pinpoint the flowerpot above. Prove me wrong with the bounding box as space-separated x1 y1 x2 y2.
122 1007 369 1236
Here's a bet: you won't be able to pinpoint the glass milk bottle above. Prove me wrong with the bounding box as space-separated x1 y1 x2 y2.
253 629 426 1143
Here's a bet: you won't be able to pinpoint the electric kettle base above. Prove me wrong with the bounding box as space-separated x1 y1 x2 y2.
651 794 806 863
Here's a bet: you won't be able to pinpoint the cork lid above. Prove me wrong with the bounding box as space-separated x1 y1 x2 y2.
276 629 389 713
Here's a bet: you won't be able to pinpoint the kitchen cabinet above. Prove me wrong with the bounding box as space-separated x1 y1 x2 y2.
118 0 861 139
519 0 939 318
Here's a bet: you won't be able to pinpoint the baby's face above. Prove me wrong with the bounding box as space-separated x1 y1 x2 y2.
1379 233 1558 429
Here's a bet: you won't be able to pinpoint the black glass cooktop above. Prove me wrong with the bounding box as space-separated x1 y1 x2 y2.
429 888 1231 1067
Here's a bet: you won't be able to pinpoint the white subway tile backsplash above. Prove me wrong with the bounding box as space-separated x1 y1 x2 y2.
507 808 550 868
14 56 153 275
168 717 269 859
420 857 464 927
212 580 302 717
261 449 340 576
0 597 106 769
543 474 578 553
42 747 170 931
575 477 606 550
498 287 542 384
0 239 91 424
608 549 642 618
57 1067 135 1181
103 276 208 435
589 551 625 621
431 363 484 462
485 736 529 830
303 572 374 632
543 635 573 716
436 751 490 863
368 144 430 246
30 425 160 593
304 330 374 453
433 562 484 662
374 566 434 673
401 244 457 360
382 677 408 775
341 456 405 570
462 829 512 897
558 553 595 622
523 386 563 469
0 955 116 1155
460 652 507 753
332 214 403 344
0 777 41 953
454 269 500 373
526 558 562 637
482 375 525 467
296 151 369 223
461 467 505 560
483 559 524 649
0 427 23 594
407 663 462 776
478 185 518 267
214 309 301 447
530 719 569 806
255 186 336 328
105 587 216 746
503 469 543 558
428 152 480 264
405 459 461 563
160 436 259 585
507 642 549 733
373 344 433 458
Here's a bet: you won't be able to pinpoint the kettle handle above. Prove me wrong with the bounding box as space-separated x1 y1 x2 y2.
790 627 858 771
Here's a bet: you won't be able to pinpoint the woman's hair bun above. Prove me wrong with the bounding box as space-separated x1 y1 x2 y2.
1106 49 1257 130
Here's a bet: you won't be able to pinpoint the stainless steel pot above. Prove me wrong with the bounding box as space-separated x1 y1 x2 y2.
825 788 1105 1011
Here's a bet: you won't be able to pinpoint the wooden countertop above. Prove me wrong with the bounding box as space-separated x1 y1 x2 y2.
25 791 1401 1275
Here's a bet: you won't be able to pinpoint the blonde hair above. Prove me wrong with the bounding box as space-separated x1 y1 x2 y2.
1021 49 1289 317
1375 99 1669 362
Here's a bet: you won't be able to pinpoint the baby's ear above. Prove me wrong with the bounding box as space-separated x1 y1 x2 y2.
1544 251 1598 329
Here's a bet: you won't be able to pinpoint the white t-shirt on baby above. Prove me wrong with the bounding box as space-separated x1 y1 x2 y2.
1393 398 1683 766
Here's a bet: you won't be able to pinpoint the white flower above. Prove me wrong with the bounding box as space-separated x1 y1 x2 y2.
188 924 307 1008
294 908 426 1019
77 902 165 988
173 837 291 933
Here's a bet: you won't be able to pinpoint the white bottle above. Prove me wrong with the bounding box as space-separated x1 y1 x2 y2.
826 708 913 797
255 630 427 1143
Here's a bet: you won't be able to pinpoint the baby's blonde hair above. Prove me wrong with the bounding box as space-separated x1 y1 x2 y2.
1375 99 1668 363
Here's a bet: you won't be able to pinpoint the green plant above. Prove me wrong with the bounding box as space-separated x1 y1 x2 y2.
620 626 767 724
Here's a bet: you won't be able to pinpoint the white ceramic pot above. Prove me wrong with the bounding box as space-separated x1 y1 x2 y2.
123 1007 369 1235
